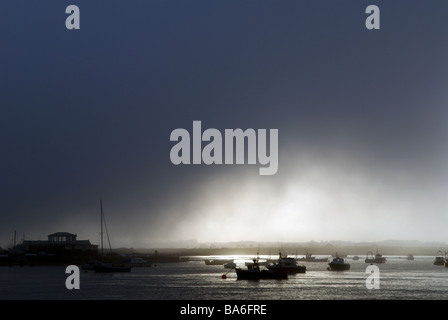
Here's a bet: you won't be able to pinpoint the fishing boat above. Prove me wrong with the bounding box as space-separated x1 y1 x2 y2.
267 251 306 274
235 258 288 280
365 251 386 264
434 251 446 266
406 254 414 261
328 256 351 271
352 256 360 261
434 257 445 265
94 200 131 273
296 253 329 262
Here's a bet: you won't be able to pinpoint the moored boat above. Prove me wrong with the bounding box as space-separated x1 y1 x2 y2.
328 256 350 271
296 253 328 263
267 251 306 274
94 200 132 273
235 258 288 280
365 251 386 264
434 251 446 266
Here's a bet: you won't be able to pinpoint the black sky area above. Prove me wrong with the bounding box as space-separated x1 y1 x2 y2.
1 1 448 247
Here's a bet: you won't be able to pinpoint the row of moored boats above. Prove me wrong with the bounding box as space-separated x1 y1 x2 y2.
209 250 448 280
207 251 394 280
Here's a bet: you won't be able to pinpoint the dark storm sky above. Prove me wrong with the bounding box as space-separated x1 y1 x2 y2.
1 1 448 247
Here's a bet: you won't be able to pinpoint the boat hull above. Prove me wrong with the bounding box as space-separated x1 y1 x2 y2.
267 265 306 274
365 258 386 264
235 268 288 280
267 255 307 274
328 263 351 271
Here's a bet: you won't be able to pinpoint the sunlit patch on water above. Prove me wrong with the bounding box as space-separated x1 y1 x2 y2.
0 256 447 299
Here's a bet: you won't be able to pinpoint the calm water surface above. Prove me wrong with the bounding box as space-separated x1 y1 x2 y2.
0 255 447 300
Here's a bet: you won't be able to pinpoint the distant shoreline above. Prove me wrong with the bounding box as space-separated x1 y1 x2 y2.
112 245 447 257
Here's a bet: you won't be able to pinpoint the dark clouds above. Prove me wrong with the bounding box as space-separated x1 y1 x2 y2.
1 1 448 247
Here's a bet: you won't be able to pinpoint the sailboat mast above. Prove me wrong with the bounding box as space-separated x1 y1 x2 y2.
103 213 113 254
100 200 104 257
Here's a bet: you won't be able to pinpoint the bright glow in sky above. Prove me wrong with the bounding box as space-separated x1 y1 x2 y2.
2 1 448 248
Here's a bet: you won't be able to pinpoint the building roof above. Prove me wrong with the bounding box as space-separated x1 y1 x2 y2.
48 232 76 237
22 240 94 246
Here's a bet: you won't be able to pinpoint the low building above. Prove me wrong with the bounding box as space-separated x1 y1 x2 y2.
17 232 98 254
7 232 99 265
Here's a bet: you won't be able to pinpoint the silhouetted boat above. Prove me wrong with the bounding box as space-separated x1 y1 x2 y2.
235 258 288 280
328 256 351 271
406 254 414 261
365 251 386 264
267 251 306 273
434 251 446 266
296 253 328 263
94 200 131 273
